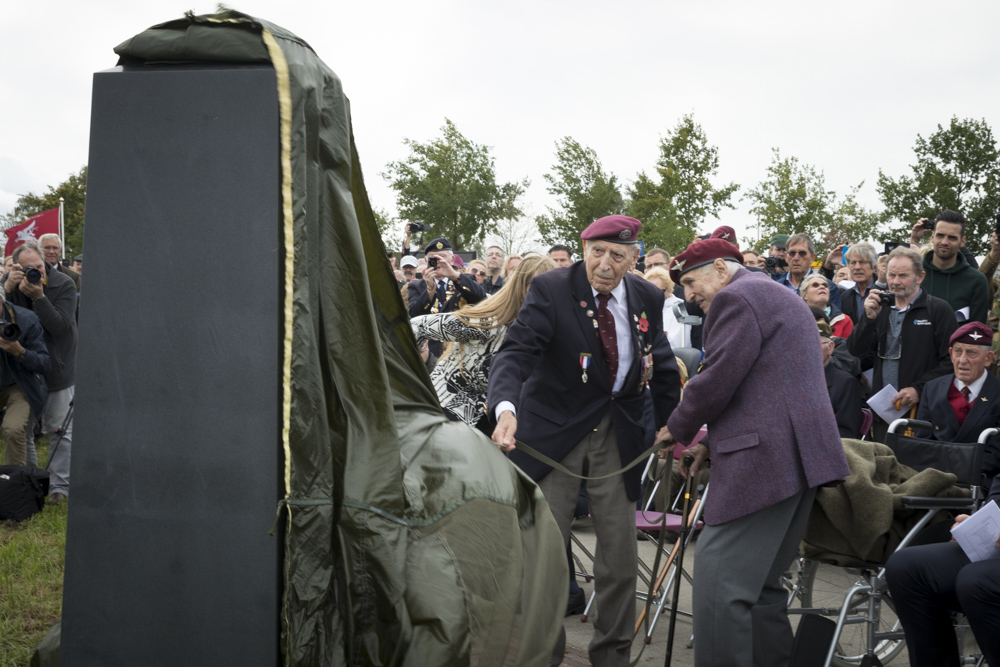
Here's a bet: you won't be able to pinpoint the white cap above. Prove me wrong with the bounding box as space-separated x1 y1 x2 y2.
400 255 419 268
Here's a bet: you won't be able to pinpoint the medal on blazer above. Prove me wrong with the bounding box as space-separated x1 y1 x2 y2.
580 353 592 383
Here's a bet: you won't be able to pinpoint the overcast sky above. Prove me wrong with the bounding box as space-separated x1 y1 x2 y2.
3 1 999 251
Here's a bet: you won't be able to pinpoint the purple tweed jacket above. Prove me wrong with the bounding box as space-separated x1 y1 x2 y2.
667 269 850 525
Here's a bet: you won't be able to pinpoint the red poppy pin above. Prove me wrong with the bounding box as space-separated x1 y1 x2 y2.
638 311 649 332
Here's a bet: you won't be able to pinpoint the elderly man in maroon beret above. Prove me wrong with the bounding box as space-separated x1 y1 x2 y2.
489 214 682 666
915 321 1000 486
656 239 850 667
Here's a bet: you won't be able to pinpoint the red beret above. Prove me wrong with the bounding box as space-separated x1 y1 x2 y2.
580 215 642 244
710 225 737 246
669 239 744 285
950 322 993 347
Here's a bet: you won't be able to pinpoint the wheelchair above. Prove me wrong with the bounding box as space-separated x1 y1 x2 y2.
785 419 996 667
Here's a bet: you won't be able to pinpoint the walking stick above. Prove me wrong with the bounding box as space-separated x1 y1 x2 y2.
664 455 696 667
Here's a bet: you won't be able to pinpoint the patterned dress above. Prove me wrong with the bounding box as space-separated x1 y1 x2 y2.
411 313 509 427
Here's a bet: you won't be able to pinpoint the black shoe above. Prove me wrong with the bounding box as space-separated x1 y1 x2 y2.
566 590 586 617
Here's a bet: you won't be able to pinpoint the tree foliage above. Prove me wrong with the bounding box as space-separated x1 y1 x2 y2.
625 114 739 255
382 119 528 250
534 137 623 256
1 166 87 257
876 117 1000 254
742 150 878 255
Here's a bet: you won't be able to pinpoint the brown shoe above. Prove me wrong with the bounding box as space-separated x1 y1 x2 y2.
49 492 67 504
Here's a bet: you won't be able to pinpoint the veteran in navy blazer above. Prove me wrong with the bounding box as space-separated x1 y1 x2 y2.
660 239 850 667
916 321 1000 489
488 215 681 667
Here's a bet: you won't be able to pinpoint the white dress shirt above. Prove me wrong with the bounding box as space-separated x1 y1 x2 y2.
954 370 989 403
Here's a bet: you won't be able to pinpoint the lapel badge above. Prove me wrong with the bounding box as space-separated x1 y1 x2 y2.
982 397 989 402
586 310 594 317
580 301 587 308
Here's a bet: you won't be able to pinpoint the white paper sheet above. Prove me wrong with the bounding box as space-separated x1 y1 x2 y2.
866 384 907 425
951 500 1000 562
956 306 971 323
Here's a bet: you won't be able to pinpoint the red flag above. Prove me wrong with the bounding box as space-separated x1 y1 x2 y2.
4 208 60 259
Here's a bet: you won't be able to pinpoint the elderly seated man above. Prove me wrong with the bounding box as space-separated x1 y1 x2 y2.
819 320 863 438
916 321 1000 489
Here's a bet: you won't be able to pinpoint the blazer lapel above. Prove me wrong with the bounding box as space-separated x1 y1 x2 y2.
571 265 611 389
622 275 646 389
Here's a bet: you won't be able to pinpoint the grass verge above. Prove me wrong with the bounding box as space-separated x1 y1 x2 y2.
0 441 66 667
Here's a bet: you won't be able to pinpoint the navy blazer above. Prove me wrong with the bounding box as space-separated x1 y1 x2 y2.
916 372 1000 485
487 262 682 500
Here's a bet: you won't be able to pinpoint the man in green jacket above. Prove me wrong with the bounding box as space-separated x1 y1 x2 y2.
910 210 989 323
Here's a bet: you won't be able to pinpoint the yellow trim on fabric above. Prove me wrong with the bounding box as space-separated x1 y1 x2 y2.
261 28 295 509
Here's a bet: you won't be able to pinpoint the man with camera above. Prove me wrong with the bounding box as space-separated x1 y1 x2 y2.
39 234 81 292
3 242 77 501
848 246 957 439
400 219 432 257
407 237 485 355
0 289 50 466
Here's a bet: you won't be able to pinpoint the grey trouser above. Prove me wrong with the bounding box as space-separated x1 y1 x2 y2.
539 411 637 667
693 486 817 667
25 386 74 496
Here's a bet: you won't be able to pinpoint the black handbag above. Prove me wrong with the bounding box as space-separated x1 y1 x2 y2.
0 465 50 521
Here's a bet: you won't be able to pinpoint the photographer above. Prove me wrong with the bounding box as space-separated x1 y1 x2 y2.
407 237 485 355
847 246 957 439
400 219 432 257
0 291 50 466
3 242 77 501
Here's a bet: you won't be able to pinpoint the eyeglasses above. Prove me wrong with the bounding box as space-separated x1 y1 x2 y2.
470 268 485 275
786 250 812 258
878 339 901 361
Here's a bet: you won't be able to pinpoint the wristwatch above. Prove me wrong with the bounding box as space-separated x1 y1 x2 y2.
16 348 26 361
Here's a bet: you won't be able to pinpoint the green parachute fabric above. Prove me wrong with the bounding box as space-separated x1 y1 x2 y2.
114 11 566 666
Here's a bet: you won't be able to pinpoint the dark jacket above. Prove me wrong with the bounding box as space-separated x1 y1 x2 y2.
407 273 485 317
2 265 78 391
921 250 989 324
826 362 863 439
482 274 503 296
847 290 958 399
487 263 682 500
1 303 51 418
667 269 850 524
55 263 81 292
840 279 877 325
916 372 1000 487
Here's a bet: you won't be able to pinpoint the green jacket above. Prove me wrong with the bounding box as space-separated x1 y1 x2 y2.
921 249 989 324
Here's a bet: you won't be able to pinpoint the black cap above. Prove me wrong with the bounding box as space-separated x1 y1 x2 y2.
74 254 82 262
423 237 452 254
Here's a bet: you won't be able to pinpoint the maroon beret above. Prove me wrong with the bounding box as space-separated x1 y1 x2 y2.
950 321 993 347
451 254 465 268
669 239 745 285
710 225 738 246
580 215 642 244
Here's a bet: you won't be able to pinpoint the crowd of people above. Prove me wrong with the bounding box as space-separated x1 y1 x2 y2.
0 235 80 505
391 209 999 666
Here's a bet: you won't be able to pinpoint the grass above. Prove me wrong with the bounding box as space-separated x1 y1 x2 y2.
0 441 67 667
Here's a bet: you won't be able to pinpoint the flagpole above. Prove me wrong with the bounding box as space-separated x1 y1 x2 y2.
59 198 65 260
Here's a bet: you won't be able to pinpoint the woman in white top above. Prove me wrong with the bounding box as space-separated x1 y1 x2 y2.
411 254 557 435
643 266 692 349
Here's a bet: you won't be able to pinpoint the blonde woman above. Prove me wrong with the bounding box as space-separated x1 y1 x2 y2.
643 266 692 349
411 254 556 435
799 274 853 339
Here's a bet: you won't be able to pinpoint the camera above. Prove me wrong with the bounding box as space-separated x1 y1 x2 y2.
921 219 934 230
764 256 787 270
427 257 439 269
635 255 646 273
0 319 19 342
24 266 42 284
877 292 895 306
408 221 431 233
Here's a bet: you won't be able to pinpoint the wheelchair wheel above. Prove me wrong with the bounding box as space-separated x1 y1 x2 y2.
801 564 906 666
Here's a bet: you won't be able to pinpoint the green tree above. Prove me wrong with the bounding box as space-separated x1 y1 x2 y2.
876 117 1000 254
534 137 623 256
625 114 739 255
382 119 528 250
1 166 87 257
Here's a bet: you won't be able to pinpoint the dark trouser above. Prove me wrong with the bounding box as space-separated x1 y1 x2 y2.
692 487 817 667
885 541 1000 667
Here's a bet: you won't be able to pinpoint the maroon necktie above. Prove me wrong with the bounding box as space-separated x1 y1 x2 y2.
597 293 619 387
